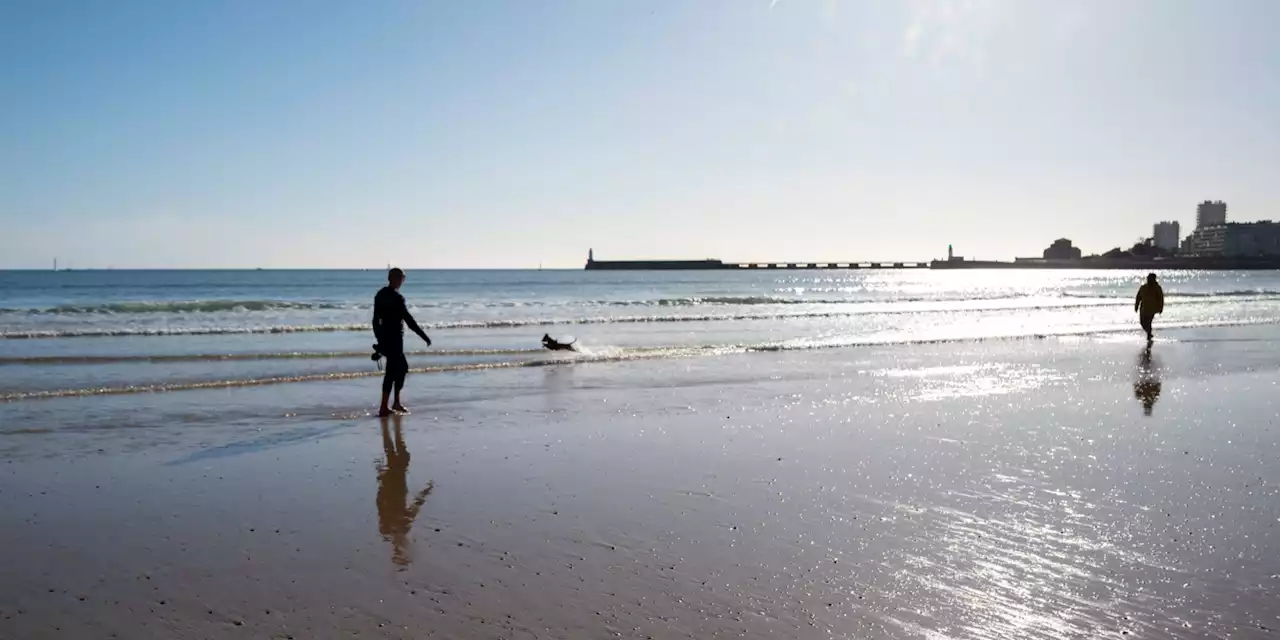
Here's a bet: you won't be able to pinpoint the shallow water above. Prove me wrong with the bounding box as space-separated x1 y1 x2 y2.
5 269 1280 403
2 269 1279 637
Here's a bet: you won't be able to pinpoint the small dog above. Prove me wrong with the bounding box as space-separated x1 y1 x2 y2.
542 333 576 351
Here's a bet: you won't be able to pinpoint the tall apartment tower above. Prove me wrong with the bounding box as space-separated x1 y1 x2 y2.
1153 221 1181 251
1196 201 1227 228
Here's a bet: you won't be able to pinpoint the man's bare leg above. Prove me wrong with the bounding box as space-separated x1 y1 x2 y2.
379 390 393 417
384 353 407 415
392 383 409 414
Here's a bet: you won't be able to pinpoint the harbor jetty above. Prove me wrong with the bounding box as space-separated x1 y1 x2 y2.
583 249 1280 271
583 250 927 271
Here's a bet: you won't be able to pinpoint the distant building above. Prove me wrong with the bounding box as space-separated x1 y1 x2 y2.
1223 221 1280 257
1196 200 1227 229
1043 238 1082 260
1187 221 1280 257
1188 225 1227 255
1153 221 1181 251
1181 234 1195 253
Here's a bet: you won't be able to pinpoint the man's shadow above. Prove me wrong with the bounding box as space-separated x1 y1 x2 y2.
376 413 433 568
1133 345 1163 416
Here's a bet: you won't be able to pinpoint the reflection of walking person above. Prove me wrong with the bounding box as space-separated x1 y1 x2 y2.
1133 345 1162 416
373 268 432 417
376 413 433 567
1134 273 1164 342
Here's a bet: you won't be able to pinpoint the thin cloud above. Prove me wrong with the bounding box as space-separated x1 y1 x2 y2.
902 0 999 65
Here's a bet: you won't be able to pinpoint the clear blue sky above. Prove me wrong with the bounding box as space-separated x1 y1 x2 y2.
3 0 1279 268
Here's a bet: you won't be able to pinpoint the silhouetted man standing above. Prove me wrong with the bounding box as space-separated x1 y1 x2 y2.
1134 273 1164 342
373 268 431 416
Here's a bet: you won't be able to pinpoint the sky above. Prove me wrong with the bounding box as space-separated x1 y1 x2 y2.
3 0 1280 268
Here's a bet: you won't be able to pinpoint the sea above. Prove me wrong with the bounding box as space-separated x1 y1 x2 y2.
3 268 1280 639
4 268 1280 403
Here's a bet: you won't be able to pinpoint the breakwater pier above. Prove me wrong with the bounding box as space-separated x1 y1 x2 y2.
583 250 1280 271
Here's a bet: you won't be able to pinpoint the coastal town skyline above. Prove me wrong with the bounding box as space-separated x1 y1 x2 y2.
20 196 1279 271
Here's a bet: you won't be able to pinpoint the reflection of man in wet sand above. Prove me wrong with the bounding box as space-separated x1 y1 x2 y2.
1133 345 1162 416
376 414 433 567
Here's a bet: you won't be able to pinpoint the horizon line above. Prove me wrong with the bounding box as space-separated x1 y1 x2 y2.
0 267 592 272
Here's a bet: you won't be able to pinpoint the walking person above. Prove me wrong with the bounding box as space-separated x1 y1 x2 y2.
373 268 431 416
1134 273 1164 342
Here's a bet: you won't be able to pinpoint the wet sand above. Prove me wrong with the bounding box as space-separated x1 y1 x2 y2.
2 329 1279 639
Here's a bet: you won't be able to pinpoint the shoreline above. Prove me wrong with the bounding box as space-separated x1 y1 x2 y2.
6 318 1280 404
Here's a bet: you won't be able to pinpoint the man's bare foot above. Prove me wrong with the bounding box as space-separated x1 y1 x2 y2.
378 408 394 417
392 404 410 414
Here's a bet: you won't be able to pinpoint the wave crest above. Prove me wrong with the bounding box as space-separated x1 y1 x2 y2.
0 300 353 315
7 317 1279 402
7 294 1280 339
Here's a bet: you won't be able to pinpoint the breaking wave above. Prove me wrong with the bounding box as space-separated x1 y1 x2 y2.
0 348 539 366
6 293 1277 339
0 294 985 313
1061 290 1280 300
7 317 1280 402
0 346 727 402
0 300 353 315
5 289 1278 318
